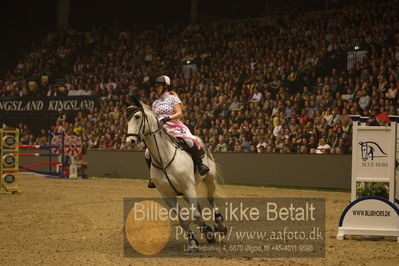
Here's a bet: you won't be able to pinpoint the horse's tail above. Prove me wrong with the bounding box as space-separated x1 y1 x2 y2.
201 139 215 162
213 162 226 198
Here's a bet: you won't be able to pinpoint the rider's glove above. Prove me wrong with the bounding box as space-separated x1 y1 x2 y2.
161 117 172 124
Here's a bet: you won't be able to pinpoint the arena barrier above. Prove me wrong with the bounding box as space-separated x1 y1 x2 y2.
19 132 66 177
0 129 82 194
337 115 399 242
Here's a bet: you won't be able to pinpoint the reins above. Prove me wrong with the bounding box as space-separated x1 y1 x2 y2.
126 106 180 195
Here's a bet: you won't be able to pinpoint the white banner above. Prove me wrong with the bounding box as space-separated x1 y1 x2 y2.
355 127 393 180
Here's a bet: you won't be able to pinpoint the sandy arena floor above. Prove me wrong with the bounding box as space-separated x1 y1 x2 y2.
0 174 398 266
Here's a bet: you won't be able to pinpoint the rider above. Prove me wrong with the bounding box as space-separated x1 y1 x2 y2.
145 75 209 188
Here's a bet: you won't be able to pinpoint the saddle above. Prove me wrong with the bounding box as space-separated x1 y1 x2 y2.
157 136 206 175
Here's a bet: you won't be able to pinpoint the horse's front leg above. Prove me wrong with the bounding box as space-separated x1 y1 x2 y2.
161 195 199 252
185 192 216 244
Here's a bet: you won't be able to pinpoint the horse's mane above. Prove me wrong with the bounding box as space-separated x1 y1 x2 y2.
141 102 181 143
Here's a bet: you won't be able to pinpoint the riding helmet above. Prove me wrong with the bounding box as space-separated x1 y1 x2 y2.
155 75 171 86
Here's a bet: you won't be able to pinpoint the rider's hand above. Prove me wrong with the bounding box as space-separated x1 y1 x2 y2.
161 117 172 124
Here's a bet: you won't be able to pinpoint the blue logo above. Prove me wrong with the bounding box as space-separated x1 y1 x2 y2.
359 141 388 161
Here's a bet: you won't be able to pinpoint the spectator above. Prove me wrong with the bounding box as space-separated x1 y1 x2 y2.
316 138 331 154
6 0 398 156
358 89 371 110
249 88 263 103
273 119 282 137
240 137 251 152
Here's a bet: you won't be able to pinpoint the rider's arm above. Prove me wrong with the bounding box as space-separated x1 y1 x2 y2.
171 103 183 120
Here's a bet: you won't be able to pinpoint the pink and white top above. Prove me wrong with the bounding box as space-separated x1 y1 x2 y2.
152 92 200 149
152 93 181 117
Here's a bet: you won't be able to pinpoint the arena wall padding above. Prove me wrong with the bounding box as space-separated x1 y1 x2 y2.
84 150 351 189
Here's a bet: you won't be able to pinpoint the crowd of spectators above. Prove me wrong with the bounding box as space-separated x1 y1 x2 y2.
2 0 399 154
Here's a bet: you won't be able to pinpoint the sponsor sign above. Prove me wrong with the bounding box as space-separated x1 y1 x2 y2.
0 96 100 114
355 127 394 181
337 196 399 239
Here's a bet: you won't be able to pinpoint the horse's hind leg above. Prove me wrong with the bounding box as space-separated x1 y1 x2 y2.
161 195 199 251
204 174 227 234
184 190 216 243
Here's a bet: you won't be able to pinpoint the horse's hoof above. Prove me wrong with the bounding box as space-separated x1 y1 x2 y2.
206 226 216 243
206 233 216 244
188 245 199 252
147 181 156 188
201 224 216 243
215 212 224 223
188 247 198 252
187 239 199 252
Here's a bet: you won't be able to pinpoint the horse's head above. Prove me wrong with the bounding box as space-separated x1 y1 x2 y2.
359 141 375 161
359 142 367 159
125 104 144 145
125 94 157 145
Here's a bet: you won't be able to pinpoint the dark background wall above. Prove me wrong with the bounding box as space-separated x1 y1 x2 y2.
19 150 351 189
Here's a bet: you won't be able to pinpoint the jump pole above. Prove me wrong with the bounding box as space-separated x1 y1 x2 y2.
61 131 65 178
18 131 68 179
48 130 52 174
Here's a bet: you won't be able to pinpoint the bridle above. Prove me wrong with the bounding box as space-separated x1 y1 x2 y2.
125 105 180 194
125 105 162 142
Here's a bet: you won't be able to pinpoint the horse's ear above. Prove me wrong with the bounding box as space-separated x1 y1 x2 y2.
123 98 130 107
132 94 143 107
126 92 142 108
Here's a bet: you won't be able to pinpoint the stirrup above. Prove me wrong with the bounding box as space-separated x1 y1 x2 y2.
148 179 156 188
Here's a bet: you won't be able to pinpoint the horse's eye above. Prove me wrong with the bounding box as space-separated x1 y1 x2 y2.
134 115 141 119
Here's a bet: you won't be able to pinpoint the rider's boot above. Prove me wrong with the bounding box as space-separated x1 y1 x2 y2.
188 146 209 176
145 157 156 188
